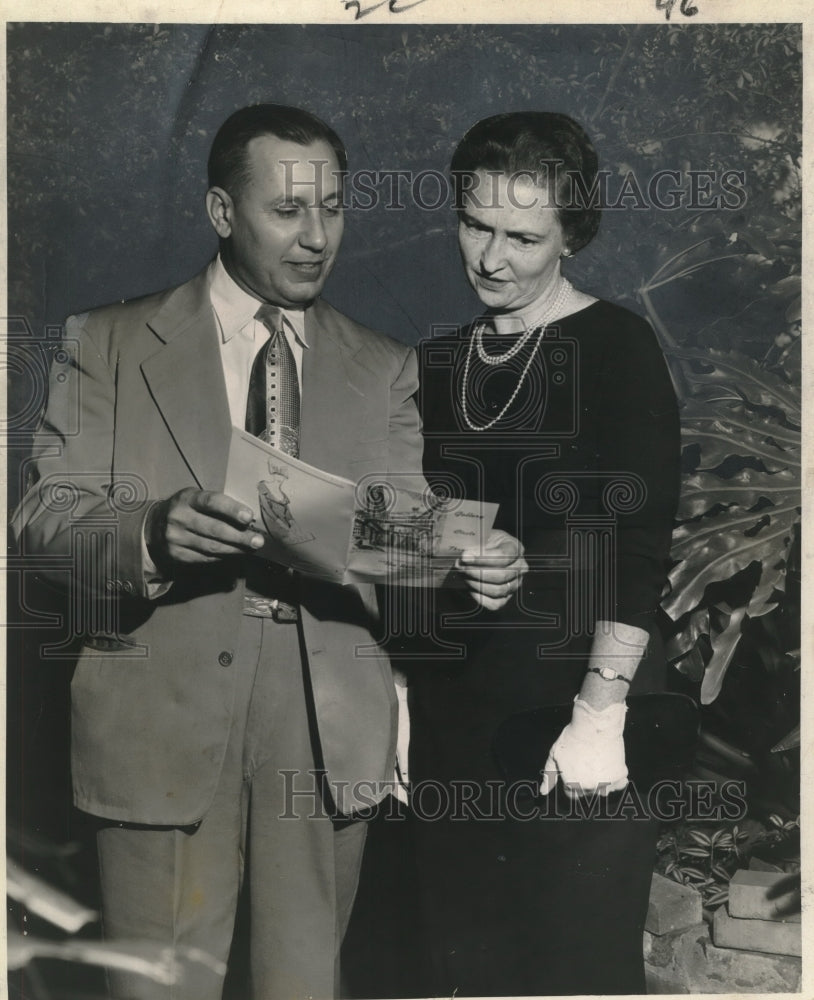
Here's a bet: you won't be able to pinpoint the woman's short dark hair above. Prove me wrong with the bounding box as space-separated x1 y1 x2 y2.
208 104 348 198
450 111 601 253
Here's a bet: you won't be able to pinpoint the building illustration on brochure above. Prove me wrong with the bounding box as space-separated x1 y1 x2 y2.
224 427 498 587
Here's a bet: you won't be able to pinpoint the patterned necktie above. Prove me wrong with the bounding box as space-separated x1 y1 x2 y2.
246 304 300 458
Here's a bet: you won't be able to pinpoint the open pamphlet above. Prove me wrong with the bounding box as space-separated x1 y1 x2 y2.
224 427 498 587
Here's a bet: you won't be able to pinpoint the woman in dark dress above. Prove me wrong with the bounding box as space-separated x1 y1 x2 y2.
404 112 681 996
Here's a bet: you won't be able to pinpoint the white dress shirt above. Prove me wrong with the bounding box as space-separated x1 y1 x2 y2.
141 256 308 586
208 254 308 421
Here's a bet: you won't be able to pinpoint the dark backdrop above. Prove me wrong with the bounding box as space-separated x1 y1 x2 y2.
8 22 802 503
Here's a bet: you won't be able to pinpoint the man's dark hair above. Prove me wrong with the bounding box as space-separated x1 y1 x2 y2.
208 104 348 197
450 111 601 253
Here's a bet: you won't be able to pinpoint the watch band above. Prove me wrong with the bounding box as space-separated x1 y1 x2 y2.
587 665 632 685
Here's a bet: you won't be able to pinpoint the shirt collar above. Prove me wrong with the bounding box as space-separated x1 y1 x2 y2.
209 255 309 349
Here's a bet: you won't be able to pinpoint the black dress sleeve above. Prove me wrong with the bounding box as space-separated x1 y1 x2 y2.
595 309 681 630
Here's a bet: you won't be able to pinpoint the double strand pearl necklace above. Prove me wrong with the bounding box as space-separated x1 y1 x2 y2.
461 276 574 432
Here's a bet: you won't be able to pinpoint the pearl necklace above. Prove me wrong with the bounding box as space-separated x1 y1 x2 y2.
461 277 574 432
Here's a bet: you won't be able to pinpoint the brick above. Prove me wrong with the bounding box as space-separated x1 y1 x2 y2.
729 869 801 922
713 906 801 957
646 873 703 935
749 856 784 873
644 924 802 994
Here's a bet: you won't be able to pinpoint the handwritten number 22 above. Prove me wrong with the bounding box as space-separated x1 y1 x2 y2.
344 0 427 18
656 0 699 18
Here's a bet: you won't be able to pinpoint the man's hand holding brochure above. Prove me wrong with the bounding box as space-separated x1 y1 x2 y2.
224 427 513 590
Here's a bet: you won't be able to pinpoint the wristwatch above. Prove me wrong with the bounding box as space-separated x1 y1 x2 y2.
587 665 631 685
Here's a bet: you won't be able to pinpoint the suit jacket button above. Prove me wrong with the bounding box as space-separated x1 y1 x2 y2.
122 581 135 595
218 650 233 667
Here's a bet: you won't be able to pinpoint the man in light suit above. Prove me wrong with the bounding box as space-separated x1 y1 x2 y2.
14 105 525 999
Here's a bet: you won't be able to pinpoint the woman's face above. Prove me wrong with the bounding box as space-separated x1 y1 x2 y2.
458 170 567 314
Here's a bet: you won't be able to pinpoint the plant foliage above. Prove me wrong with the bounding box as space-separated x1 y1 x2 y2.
656 814 799 912
661 345 800 703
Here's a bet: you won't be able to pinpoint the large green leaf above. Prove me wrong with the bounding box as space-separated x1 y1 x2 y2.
661 348 800 699
664 514 793 619
665 606 709 663
677 467 798 520
6 858 97 933
785 296 802 323
7 929 187 981
674 349 801 419
701 604 748 704
737 227 777 261
679 400 799 475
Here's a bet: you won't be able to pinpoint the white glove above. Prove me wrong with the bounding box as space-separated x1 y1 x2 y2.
539 696 628 798
393 674 410 805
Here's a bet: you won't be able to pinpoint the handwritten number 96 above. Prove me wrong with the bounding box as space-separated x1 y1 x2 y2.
656 0 699 18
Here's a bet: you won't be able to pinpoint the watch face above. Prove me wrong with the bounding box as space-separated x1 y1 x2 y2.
600 667 616 680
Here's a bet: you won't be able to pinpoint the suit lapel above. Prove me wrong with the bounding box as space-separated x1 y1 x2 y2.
140 270 232 490
140 286 378 488
300 300 372 476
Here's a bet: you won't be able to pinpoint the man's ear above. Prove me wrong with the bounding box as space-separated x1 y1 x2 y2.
206 187 233 239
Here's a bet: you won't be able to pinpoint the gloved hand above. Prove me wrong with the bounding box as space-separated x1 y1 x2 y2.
539 695 628 798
